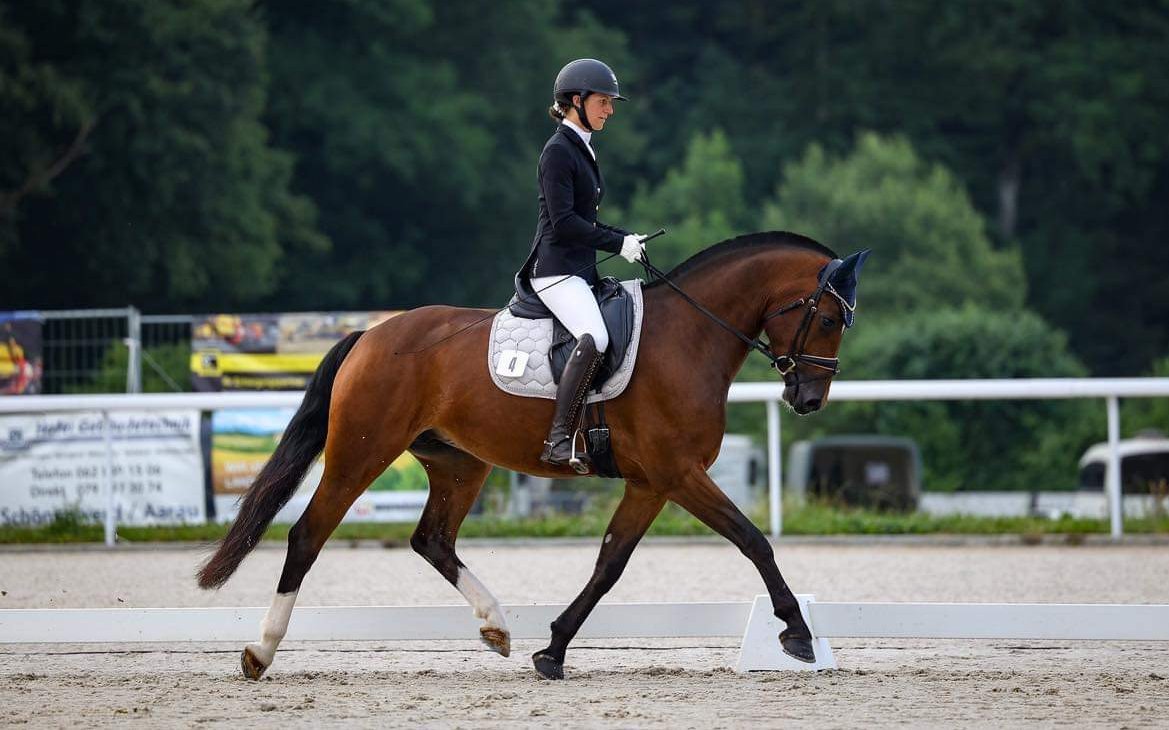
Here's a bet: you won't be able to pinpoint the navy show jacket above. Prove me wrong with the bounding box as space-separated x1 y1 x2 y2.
518 125 628 286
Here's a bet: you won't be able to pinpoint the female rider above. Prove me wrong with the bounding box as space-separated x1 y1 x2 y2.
516 58 645 471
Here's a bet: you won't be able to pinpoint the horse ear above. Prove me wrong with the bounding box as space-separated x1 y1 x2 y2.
831 249 871 284
827 249 870 327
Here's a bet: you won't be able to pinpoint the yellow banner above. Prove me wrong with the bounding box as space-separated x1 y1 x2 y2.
191 312 399 391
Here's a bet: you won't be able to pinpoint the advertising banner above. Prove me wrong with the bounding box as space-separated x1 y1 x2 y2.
0 312 44 395
0 410 205 527
211 408 427 523
191 312 399 391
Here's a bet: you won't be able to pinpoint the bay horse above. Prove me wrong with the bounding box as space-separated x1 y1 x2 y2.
196 231 868 680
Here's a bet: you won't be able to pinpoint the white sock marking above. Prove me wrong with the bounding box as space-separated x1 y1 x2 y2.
248 589 298 667
455 568 507 630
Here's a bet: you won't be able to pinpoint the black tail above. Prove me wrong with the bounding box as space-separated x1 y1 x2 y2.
196 330 365 589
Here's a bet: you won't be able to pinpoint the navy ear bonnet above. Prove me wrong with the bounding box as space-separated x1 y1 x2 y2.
817 249 870 328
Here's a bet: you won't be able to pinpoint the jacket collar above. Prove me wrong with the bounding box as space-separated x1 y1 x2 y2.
561 118 593 149
557 124 600 173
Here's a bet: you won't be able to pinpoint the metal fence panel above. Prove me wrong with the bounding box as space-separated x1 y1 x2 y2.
40 308 134 395
141 315 193 392
32 310 194 394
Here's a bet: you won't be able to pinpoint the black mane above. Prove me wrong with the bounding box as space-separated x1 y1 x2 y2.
644 231 839 288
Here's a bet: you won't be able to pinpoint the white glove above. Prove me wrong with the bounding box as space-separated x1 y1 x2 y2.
620 233 645 263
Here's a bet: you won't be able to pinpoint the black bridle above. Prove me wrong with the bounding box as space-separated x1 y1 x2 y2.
638 253 853 386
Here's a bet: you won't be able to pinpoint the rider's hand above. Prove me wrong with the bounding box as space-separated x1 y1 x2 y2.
620 234 645 263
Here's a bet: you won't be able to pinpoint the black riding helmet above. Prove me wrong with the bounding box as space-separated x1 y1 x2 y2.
553 58 626 131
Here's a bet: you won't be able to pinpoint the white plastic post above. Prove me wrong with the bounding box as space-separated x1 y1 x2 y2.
737 594 836 672
102 410 116 547
124 306 142 394
766 399 782 538
1106 395 1123 539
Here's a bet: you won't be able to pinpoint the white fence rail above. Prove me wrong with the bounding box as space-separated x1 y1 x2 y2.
5 600 1167 645
4 599 1168 672
3 378 1169 543
0 602 749 644
728 378 1169 539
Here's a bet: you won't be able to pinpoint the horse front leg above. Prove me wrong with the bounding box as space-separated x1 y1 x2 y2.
667 466 815 663
533 481 665 680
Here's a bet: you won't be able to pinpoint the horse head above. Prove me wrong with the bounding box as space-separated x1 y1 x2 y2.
763 248 870 415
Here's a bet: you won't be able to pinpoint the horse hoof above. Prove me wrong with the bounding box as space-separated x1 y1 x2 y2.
532 651 564 680
480 626 511 657
779 631 816 664
240 646 269 680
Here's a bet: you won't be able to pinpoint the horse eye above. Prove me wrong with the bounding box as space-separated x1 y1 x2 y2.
821 316 836 329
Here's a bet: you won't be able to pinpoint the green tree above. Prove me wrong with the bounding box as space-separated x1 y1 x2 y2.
0 5 92 258
1122 356 1169 438
619 129 750 268
260 0 640 309
0 0 325 311
762 133 1026 319
593 1 1169 375
63 342 190 394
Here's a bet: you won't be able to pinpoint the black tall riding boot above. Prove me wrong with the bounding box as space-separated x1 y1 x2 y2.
540 334 603 474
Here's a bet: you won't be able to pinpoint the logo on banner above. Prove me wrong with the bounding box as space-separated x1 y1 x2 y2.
4 427 25 449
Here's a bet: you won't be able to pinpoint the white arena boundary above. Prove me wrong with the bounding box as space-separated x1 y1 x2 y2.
4 597 1168 672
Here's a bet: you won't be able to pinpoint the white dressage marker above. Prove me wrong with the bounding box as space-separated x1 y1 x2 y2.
737 595 836 671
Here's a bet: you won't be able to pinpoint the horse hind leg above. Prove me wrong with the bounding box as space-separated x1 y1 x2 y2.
408 435 509 656
241 427 415 680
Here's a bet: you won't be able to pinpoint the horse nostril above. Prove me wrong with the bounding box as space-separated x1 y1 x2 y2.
804 398 822 411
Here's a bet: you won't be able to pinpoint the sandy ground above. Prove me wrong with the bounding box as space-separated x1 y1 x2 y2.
2 540 1168 728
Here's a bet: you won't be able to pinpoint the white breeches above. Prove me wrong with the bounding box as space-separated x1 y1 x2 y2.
530 275 609 352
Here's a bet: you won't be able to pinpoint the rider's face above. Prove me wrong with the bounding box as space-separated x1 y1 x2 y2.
575 94 615 130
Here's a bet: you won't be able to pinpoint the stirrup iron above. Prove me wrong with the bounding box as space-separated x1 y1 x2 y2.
568 430 589 475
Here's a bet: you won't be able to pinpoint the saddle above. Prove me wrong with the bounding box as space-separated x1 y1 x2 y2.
508 274 636 387
490 276 644 479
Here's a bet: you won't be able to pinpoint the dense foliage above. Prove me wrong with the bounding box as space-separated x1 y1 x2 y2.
763 133 1027 317
0 0 325 307
2 0 1166 377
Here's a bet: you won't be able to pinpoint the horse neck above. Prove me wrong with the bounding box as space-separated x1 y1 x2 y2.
644 248 816 383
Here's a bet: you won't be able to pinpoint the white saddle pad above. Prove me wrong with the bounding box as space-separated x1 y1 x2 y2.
488 279 645 402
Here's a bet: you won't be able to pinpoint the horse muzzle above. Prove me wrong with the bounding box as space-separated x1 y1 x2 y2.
784 381 827 415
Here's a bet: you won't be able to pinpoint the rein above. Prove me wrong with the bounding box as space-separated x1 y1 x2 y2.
638 250 849 381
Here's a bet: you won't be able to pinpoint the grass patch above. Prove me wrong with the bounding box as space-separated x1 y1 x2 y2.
776 500 1115 535
0 504 716 545
3 498 1169 545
